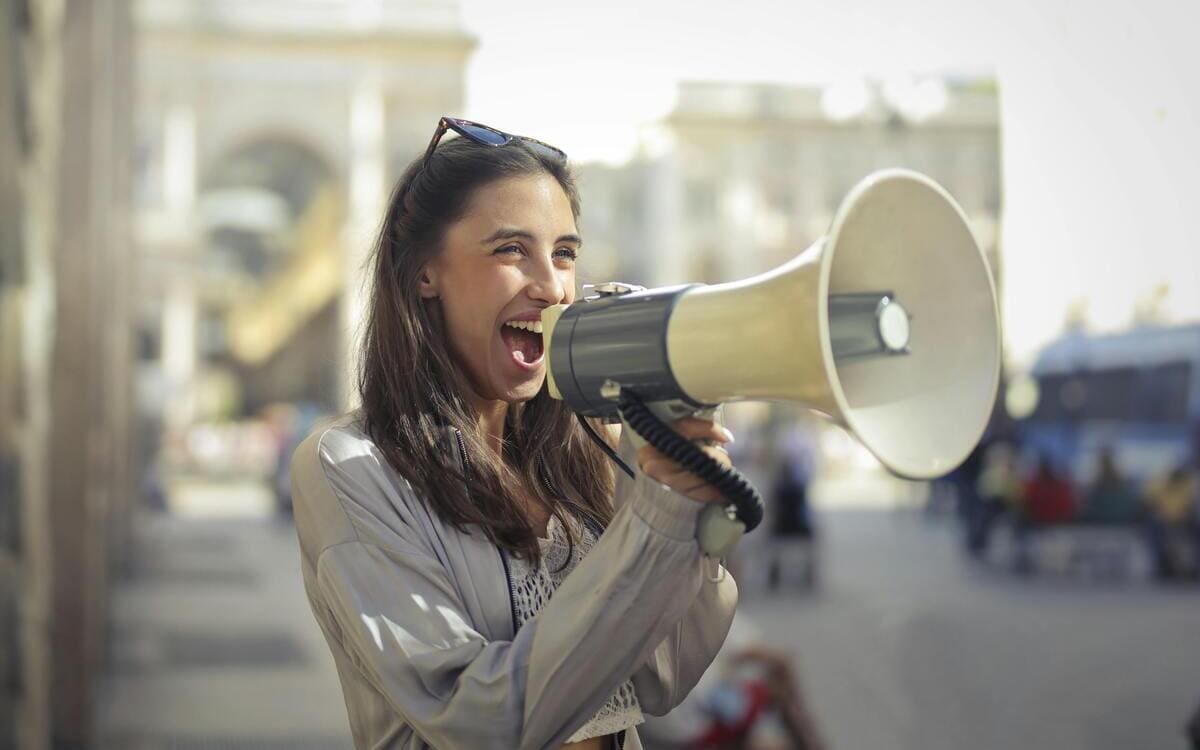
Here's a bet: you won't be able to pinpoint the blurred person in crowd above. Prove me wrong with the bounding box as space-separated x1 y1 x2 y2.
1012 453 1076 573
1080 446 1140 524
267 401 331 517
930 435 985 518
260 402 298 516
1020 454 1076 525
966 440 1020 556
288 118 739 750
1143 462 1199 580
766 426 818 589
1187 696 1200 749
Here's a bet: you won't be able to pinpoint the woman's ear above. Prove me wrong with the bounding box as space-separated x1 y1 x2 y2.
418 268 439 299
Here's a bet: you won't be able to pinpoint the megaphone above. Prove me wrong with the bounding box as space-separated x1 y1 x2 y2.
542 169 1001 553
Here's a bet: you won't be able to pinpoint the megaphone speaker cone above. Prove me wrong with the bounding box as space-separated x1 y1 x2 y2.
823 170 1000 478
667 169 1000 479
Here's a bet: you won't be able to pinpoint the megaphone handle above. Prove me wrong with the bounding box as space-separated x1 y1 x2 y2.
615 391 764 557
697 503 747 560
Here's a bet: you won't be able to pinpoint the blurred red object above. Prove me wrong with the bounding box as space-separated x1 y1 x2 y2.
693 680 773 748
1022 469 1076 524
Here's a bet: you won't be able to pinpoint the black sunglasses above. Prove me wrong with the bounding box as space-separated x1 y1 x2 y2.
422 116 567 167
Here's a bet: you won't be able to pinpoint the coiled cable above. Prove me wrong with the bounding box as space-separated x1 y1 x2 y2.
616 390 764 532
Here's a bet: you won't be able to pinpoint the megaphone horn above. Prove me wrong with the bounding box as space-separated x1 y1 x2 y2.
543 169 1001 549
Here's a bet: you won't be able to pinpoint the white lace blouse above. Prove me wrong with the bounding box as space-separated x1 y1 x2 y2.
506 513 645 743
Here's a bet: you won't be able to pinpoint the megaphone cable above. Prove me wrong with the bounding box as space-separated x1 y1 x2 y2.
574 412 637 480
615 390 764 533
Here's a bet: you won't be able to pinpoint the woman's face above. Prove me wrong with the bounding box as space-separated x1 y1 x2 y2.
420 172 579 405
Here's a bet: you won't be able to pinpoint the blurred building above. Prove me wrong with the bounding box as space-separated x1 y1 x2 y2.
132 0 475 439
582 77 1002 290
2 0 475 746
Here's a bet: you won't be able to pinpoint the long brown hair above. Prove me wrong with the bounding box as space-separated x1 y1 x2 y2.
357 136 616 565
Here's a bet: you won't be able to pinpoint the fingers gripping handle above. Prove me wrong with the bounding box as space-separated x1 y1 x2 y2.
614 392 761 558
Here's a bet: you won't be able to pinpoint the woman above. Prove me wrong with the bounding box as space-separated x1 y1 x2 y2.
290 118 739 750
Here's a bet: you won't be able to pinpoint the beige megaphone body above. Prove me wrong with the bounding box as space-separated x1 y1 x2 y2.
541 169 1000 550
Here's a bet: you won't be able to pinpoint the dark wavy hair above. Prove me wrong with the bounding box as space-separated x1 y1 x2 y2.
357 136 616 565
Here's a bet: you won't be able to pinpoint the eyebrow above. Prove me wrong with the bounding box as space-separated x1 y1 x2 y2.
480 228 582 246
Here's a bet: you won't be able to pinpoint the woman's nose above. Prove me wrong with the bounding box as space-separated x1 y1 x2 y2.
526 259 567 304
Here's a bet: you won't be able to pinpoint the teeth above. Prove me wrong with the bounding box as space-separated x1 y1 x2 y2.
503 320 543 334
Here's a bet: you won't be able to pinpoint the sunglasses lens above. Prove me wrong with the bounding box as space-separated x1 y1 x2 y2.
459 123 509 145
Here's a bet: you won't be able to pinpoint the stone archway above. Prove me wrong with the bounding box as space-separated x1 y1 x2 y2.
197 137 345 417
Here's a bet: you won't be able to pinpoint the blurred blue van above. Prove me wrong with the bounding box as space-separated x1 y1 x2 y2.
1015 323 1200 485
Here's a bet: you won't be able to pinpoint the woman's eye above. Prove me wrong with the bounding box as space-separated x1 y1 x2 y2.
495 244 522 256
554 247 579 261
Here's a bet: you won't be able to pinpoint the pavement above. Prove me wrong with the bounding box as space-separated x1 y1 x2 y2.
94 478 1200 750
94 504 354 749
737 508 1200 750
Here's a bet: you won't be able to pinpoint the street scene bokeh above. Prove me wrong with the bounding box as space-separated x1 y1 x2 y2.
2 1 1198 748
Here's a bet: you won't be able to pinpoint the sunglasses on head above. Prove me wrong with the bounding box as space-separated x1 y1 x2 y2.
422 116 567 168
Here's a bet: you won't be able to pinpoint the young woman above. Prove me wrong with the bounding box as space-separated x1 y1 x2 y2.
290 118 739 750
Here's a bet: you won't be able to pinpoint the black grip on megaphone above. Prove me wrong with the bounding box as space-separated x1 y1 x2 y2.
616 391 764 533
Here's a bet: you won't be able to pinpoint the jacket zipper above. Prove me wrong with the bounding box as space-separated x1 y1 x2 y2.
538 454 558 497
454 426 470 474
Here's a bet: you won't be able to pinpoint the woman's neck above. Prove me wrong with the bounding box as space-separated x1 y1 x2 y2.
466 393 551 532
468 393 509 461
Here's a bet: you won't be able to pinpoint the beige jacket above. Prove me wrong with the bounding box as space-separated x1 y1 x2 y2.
290 415 739 750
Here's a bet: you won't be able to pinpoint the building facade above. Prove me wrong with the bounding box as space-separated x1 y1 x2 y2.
133 0 476 436
1 0 475 745
582 78 1001 293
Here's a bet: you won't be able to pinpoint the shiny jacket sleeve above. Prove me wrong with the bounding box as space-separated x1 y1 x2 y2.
629 556 738 716
299 427 737 750
611 425 739 716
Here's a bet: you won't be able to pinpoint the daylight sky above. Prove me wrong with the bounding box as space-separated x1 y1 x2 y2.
457 0 1200 367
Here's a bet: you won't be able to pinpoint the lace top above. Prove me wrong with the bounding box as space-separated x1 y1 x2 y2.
506 513 644 743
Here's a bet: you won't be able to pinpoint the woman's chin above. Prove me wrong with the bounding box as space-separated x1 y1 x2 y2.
483 359 544 404
503 371 545 403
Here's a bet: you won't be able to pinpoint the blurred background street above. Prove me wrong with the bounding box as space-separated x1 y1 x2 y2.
3 0 1199 748
90 493 1200 750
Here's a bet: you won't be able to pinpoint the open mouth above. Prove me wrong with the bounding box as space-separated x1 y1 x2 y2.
499 320 544 368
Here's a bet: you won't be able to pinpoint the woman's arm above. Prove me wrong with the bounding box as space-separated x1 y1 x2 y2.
295 426 730 750
630 556 738 715
607 420 740 716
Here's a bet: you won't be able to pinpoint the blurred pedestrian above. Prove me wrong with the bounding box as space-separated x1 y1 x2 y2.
967 441 1020 556
1187 696 1200 749
1144 462 1199 580
1020 454 1076 525
948 436 987 519
1011 454 1076 574
766 426 818 589
1081 446 1139 524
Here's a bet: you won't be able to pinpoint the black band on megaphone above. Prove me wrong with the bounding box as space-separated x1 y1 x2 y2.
616 390 764 533
550 284 712 417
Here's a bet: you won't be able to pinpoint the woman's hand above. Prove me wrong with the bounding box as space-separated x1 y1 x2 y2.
635 417 736 504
